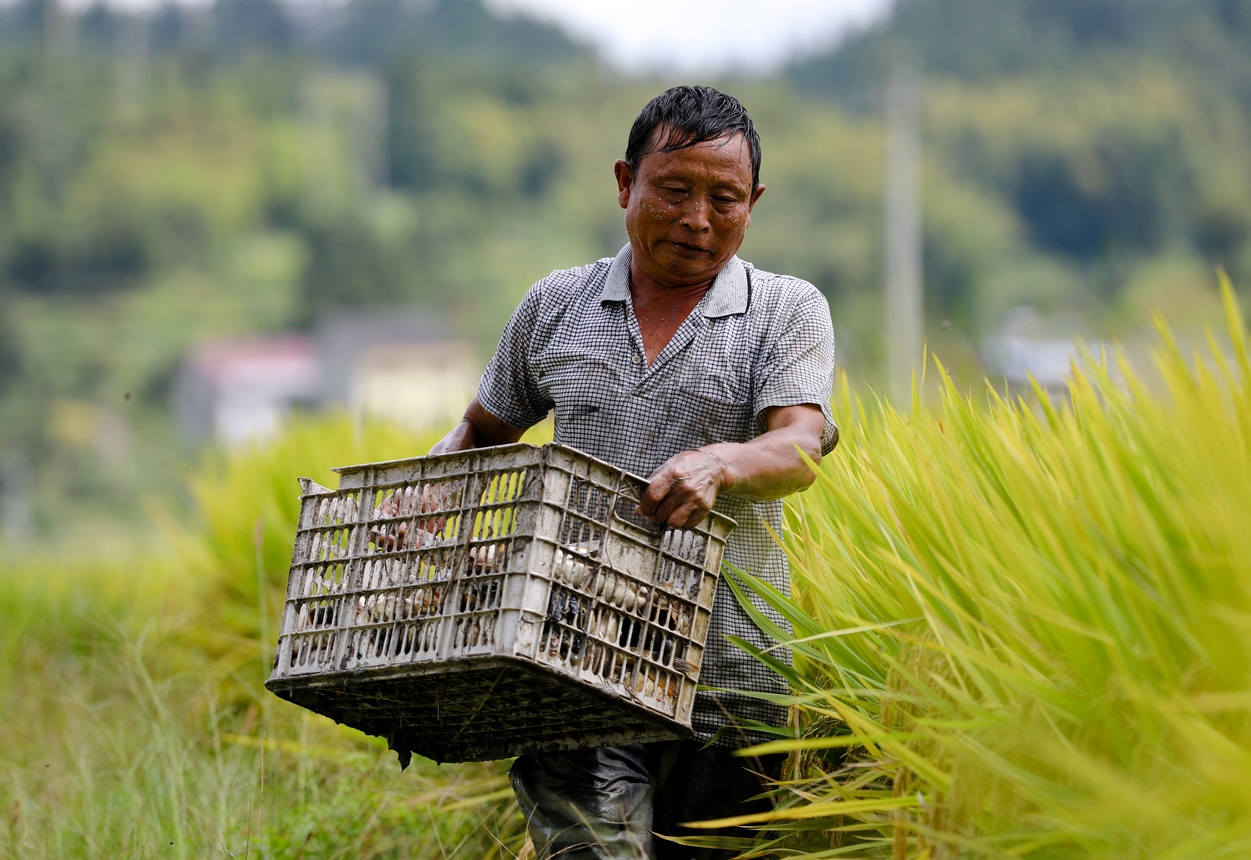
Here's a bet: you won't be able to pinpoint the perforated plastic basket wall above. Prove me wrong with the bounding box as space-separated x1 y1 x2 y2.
265 442 735 764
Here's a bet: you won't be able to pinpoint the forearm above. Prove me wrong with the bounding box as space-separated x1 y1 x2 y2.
701 420 822 502
638 403 826 528
429 397 528 455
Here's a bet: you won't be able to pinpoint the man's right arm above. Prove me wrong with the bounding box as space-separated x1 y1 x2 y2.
429 396 529 455
434 275 551 456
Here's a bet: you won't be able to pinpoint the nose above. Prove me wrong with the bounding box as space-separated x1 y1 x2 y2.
679 196 711 232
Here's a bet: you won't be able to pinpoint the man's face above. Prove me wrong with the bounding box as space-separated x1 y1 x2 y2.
614 129 765 290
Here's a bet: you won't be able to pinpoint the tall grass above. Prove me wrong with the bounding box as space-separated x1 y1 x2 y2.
1 417 532 858
714 276 1251 857
0 595 525 858
0 545 178 703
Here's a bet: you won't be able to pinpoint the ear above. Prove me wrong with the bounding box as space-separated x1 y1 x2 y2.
745 183 765 228
614 160 633 210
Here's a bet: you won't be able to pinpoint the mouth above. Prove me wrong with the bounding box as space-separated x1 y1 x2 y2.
666 240 712 256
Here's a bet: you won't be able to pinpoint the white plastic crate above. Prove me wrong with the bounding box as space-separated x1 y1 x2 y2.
265 442 735 765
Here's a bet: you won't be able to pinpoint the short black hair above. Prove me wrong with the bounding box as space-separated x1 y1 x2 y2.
624 86 762 190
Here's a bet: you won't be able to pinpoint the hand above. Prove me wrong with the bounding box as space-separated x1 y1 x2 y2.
637 448 727 529
429 397 528 455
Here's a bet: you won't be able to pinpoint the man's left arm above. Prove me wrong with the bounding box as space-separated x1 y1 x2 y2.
637 403 826 529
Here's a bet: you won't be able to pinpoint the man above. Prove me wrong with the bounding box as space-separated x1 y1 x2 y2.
430 86 837 859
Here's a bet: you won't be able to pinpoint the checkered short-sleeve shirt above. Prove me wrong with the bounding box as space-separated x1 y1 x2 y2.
478 244 837 747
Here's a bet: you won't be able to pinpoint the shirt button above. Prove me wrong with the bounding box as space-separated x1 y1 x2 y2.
631 354 642 365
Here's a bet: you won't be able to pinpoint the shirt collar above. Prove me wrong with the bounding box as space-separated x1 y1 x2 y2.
600 244 749 318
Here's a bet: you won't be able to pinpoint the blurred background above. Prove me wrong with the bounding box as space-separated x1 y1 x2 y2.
2 0 1249 546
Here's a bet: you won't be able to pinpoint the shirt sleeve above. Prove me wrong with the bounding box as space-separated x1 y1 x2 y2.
477 281 553 429
753 281 839 455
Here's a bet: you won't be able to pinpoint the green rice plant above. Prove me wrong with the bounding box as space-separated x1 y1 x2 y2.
706 275 1251 858
2 519 529 857
159 414 443 691
0 548 177 705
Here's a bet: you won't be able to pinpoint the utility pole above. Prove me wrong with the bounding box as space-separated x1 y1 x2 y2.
42 0 76 57
1 452 33 549
885 54 924 404
117 12 150 121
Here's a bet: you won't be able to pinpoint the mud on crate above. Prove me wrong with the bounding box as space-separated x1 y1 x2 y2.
265 443 735 765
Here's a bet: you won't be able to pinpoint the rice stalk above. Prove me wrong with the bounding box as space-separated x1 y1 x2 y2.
726 275 1251 857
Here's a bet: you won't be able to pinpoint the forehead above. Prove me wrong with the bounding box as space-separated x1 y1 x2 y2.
639 128 754 183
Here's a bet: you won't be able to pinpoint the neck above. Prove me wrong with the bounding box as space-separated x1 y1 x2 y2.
629 265 712 365
628 260 715 305
631 279 713 308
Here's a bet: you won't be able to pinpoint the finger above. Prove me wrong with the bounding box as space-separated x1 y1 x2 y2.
649 487 680 525
640 471 684 517
664 500 708 530
652 485 702 527
637 483 661 517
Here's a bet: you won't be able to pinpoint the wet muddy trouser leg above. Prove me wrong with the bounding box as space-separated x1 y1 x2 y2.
510 741 784 860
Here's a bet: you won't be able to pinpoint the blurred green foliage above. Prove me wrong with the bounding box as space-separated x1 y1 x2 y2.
1 0 1249 542
0 546 526 858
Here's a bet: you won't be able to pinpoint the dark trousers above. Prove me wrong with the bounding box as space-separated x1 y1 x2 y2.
510 741 785 860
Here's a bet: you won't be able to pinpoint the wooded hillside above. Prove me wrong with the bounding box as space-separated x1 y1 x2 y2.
1 0 1247 537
